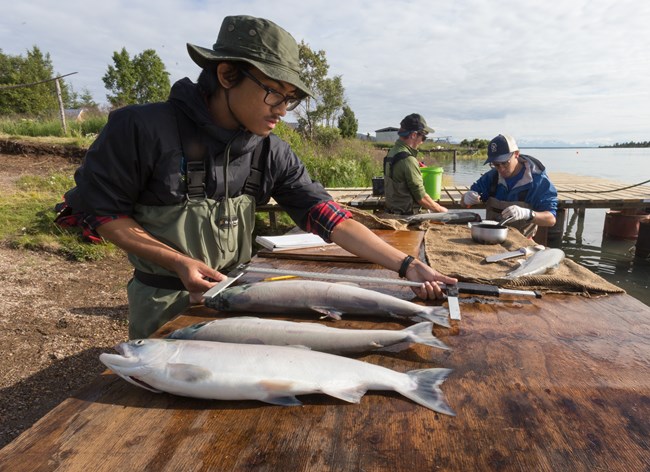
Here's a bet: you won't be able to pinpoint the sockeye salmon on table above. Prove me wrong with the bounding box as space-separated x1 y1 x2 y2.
167 317 449 352
99 338 454 415
205 280 450 327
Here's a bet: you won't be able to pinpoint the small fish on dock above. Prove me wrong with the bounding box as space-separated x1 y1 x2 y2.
167 317 449 353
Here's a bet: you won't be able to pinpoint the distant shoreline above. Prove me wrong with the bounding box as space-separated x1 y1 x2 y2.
522 146 648 149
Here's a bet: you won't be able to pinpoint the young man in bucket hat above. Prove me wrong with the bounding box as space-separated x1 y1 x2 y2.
461 134 558 238
55 15 456 338
383 113 448 215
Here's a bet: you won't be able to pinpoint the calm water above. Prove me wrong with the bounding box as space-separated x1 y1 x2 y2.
431 148 650 306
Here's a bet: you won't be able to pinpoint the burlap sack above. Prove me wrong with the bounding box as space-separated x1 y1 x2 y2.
422 224 624 296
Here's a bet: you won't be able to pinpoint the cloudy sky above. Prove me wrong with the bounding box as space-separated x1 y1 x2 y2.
3 0 649 146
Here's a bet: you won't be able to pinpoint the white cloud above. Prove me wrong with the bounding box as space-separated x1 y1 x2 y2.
2 0 649 145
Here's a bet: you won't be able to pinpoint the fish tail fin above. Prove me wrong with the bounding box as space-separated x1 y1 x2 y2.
403 321 450 351
417 307 450 328
399 368 455 416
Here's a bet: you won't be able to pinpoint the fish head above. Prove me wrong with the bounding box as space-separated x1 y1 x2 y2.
212 284 251 310
99 339 177 379
166 321 211 339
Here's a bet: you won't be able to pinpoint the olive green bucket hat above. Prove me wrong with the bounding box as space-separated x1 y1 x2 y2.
187 15 313 97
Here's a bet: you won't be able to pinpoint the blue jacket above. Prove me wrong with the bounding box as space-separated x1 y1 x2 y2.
470 155 558 216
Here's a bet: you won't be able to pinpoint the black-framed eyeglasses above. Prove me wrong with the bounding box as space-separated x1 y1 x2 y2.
240 68 302 111
418 132 428 141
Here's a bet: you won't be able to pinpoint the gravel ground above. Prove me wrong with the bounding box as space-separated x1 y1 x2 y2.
0 145 133 449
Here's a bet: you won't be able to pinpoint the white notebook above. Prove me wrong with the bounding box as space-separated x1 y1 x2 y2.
255 233 333 252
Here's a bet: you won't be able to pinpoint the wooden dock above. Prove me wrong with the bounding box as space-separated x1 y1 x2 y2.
316 173 650 212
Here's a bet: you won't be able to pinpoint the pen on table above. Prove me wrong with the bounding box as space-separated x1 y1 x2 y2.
263 275 299 281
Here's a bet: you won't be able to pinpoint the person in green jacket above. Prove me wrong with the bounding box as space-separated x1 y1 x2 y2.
384 114 448 215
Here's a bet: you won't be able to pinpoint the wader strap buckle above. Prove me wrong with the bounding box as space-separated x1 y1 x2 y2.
186 161 206 200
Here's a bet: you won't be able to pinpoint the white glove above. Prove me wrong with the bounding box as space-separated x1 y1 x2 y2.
502 205 532 222
462 191 481 206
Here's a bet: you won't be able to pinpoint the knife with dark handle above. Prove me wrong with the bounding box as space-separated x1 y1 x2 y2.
441 282 542 298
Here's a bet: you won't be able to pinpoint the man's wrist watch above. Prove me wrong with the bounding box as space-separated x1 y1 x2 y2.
527 210 536 222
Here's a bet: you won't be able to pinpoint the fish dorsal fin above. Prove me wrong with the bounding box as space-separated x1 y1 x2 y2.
376 341 409 353
311 306 343 320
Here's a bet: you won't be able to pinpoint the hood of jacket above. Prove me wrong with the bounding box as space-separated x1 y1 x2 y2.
168 77 263 157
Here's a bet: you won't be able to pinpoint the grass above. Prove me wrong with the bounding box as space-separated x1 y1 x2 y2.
0 173 119 261
0 115 107 148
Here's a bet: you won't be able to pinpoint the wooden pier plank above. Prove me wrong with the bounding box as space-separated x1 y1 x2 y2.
256 174 649 216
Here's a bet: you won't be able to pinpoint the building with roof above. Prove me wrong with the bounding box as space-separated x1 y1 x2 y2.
375 127 399 143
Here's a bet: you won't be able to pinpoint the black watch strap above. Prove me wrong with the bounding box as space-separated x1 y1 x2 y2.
398 255 415 278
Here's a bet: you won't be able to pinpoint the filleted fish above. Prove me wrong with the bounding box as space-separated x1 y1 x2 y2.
167 317 449 352
99 338 454 415
205 280 450 327
505 248 565 279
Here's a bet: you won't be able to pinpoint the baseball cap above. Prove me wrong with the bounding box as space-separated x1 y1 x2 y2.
399 113 434 135
484 134 519 165
187 15 313 97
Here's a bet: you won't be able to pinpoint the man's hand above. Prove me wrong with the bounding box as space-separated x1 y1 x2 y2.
502 205 532 222
406 260 458 300
462 191 481 207
171 257 227 303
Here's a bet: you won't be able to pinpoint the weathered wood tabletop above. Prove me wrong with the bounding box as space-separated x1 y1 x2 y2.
1 253 649 471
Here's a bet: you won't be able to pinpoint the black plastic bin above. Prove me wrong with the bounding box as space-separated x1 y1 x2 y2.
372 177 384 196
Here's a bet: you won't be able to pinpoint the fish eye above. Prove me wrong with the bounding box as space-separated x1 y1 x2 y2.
135 340 145 345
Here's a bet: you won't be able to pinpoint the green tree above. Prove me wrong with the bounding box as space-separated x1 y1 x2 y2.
102 48 170 108
337 105 358 138
295 41 345 139
318 76 345 127
76 88 98 109
295 41 328 138
0 46 71 116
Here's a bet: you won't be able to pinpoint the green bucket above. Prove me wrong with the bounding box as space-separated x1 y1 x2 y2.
420 166 444 200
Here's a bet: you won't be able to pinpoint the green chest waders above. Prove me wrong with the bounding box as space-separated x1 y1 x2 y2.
127 195 256 339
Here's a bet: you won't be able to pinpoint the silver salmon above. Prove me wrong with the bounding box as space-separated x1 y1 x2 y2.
205 280 450 327
505 248 565 278
99 339 454 415
167 317 449 352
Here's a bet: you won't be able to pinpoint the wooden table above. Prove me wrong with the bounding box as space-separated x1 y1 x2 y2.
1 257 649 471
